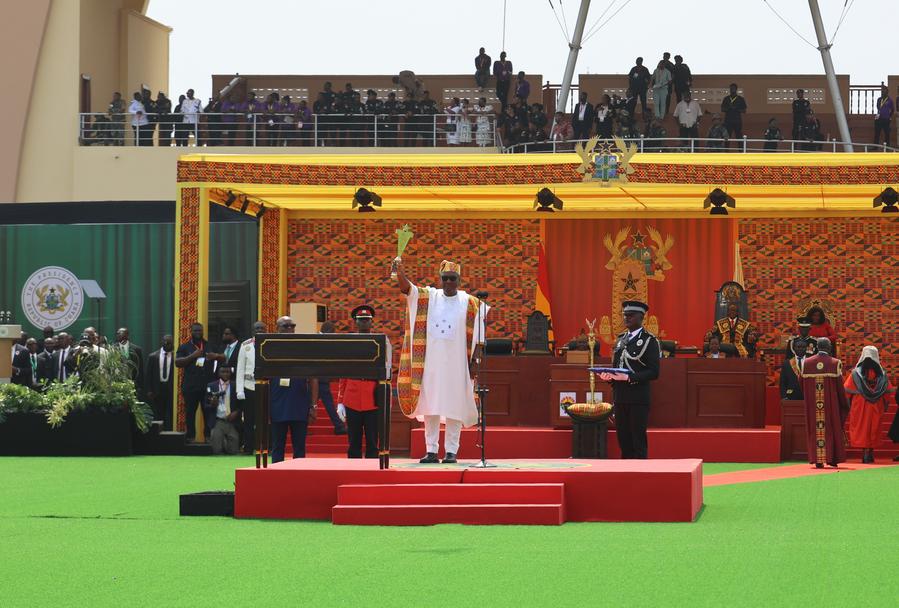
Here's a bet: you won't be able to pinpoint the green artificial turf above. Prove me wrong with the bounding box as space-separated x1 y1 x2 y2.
1 457 896 607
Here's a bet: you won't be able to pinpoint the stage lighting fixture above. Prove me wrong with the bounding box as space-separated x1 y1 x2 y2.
352 188 382 212
873 187 898 213
224 190 237 207
534 188 563 212
255 204 267 219
239 195 251 214
703 188 735 215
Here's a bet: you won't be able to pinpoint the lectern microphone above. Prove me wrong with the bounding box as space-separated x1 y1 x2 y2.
475 290 488 299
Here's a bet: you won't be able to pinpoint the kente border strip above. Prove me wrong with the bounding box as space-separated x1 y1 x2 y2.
259 208 282 327
178 159 899 187
177 161 581 186
176 187 200 432
629 164 899 185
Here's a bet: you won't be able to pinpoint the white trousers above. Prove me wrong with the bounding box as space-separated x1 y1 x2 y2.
423 415 463 454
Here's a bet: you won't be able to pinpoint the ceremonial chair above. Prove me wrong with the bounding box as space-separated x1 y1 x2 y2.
252 333 392 469
517 311 554 355
485 338 514 356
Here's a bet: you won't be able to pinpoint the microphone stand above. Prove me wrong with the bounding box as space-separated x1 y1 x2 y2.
470 291 495 468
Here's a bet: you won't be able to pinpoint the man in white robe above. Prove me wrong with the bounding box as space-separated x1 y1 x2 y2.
394 258 487 463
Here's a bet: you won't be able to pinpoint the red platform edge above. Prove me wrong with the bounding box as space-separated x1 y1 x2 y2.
234 458 703 523
409 426 781 463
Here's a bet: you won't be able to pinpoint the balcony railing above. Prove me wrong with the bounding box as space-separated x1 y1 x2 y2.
503 137 899 154
78 112 497 148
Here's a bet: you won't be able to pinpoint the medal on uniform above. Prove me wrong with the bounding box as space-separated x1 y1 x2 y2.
637 339 644 346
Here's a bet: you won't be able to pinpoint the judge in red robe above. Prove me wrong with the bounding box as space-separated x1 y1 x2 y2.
844 345 895 463
807 306 837 356
801 338 850 468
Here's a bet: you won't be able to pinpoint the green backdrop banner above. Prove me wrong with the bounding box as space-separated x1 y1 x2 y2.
0 220 259 352
0 224 175 352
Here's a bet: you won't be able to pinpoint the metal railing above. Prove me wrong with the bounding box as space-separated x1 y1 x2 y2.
503 136 899 154
849 85 884 116
78 112 496 148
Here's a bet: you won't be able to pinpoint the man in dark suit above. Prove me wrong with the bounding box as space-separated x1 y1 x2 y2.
175 323 223 442
572 92 595 140
779 339 807 401
115 327 144 398
11 338 39 389
146 335 175 430
51 332 75 383
35 336 57 387
218 325 240 372
269 315 318 463
601 301 661 459
36 326 54 353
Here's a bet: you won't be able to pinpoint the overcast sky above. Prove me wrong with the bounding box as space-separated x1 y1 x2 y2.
148 0 887 102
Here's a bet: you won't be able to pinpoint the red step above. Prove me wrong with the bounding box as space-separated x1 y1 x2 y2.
332 503 564 526
337 483 564 505
331 483 565 525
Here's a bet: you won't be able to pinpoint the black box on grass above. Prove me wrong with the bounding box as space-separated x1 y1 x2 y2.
179 491 235 517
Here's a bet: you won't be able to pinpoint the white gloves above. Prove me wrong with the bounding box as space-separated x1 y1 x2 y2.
337 403 346 422
236 392 245 400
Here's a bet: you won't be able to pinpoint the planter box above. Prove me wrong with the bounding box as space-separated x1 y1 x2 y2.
0 408 133 456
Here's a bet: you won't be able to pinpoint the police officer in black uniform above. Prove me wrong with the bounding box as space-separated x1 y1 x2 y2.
604 301 660 459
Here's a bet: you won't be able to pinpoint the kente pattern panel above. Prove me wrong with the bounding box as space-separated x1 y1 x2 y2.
176 187 200 432
738 217 899 382
287 219 542 360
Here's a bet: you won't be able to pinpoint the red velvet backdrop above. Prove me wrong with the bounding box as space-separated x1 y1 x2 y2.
545 219 735 350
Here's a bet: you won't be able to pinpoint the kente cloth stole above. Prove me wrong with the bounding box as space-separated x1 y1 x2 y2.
397 290 480 416
814 379 826 464
716 317 750 357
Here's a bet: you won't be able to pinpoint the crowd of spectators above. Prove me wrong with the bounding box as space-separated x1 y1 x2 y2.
83 47 885 151
540 52 835 152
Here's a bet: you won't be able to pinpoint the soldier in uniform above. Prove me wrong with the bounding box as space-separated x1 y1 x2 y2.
600 301 661 459
788 316 816 357
336 305 381 458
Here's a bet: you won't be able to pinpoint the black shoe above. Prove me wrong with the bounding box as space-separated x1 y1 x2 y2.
893 455 899 462
419 452 439 464
815 463 824 469
442 453 457 464
334 426 348 436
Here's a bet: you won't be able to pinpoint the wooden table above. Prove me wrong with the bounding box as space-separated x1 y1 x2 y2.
551 358 767 428
481 355 556 427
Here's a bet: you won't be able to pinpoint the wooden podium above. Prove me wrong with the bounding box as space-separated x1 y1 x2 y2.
0 325 23 383
253 333 392 469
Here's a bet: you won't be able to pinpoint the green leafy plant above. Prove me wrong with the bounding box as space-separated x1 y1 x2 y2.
0 383 47 419
39 347 153 432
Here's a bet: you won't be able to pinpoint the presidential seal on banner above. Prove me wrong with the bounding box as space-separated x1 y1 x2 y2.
21 266 84 330
598 226 674 345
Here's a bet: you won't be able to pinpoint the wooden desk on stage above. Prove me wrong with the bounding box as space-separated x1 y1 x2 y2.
551 358 767 428
481 355 556 427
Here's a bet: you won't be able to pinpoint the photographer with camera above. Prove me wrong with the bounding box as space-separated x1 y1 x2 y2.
206 366 241 455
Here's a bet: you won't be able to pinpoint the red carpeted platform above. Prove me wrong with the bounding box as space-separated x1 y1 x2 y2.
409 426 781 462
234 457 703 523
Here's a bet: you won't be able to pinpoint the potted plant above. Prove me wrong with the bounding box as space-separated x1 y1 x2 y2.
0 347 153 455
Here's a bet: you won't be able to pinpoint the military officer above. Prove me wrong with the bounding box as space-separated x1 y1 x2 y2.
600 301 660 459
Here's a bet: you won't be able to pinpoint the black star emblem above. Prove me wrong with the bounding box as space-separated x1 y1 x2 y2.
631 231 647 247
621 272 639 292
